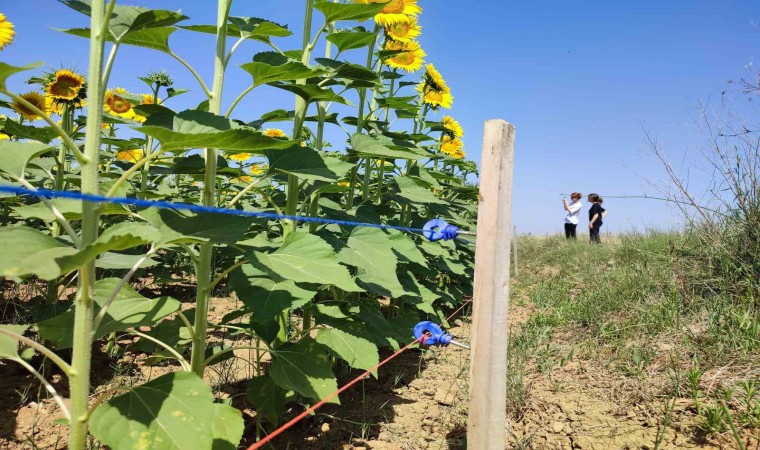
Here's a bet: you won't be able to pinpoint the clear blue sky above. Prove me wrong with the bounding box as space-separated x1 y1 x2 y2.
2 1 758 234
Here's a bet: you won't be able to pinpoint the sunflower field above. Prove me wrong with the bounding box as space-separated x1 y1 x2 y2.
0 1 477 448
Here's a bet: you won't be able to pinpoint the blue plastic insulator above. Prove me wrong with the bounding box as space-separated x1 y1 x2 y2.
423 218 460 242
413 321 454 347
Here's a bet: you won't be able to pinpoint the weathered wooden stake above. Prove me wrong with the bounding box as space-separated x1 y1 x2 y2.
467 119 515 449
513 225 519 277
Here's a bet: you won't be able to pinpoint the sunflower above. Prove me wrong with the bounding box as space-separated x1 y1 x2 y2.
141 94 155 105
0 13 15 51
46 97 63 116
452 148 465 159
355 0 421 26
232 175 254 184
116 149 144 163
440 135 464 156
229 152 252 162
104 88 133 117
421 64 449 93
337 181 350 187
250 164 268 175
264 128 287 138
12 92 50 121
0 115 9 141
417 84 454 110
384 17 421 43
46 69 86 101
383 40 426 73
442 116 464 138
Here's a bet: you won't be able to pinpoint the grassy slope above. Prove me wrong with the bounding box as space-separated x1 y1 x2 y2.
509 233 760 446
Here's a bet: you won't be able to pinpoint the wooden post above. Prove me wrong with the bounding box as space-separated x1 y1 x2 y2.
512 225 519 277
467 119 515 449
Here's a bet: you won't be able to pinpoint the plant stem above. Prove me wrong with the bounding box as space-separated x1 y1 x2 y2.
69 0 107 447
190 0 232 376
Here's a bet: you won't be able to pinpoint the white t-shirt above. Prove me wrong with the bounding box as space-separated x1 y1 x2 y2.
564 201 582 224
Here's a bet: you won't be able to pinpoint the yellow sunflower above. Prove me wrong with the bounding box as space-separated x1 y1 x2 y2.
383 40 426 73
440 135 464 156
116 149 144 163
104 88 133 118
422 64 449 93
232 175 254 184
250 164 268 175
417 84 454 110
0 13 15 51
0 115 9 141
442 116 464 138
141 94 155 105
46 97 63 116
264 128 287 138
46 69 86 101
451 148 465 159
12 92 50 121
354 0 421 26
384 17 421 43
229 152 252 162
337 181 350 187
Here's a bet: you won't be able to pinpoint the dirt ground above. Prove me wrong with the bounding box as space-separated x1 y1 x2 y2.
1 295 757 449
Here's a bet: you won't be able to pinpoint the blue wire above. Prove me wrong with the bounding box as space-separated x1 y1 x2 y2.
0 184 435 235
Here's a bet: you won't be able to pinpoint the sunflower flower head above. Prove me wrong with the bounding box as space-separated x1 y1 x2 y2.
116 149 144 163
229 152 252 162
104 88 134 118
442 116 464 138
232 175 254 184
264 128 287 138
0 13 15 51
417 64 454 110
250 164 268 175
12 91 50 121
46 69 86 101
354 0 422 26
440 135 464 157
383 40 426 73
0 114 9 141
144 70 174 88
384 16 421 43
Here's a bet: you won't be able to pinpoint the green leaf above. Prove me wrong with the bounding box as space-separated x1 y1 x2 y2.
326 31 377 52
246 375 292 424
136 110 299 152
250 232 361 292
0 325 28 359
269 82 349 105
0 226 72 280
316 58 380 83
241 53 326 87
59 27 177 53
90 372 243 450
0 142 54 178
270 338 339 403
350 133 426 160
394 176 446 205
1 119 60 144
387 230 428 266
60 1 187 36
14 199 127 222
97 252 158 270
338 228 405 298
315 1 387 23
37 278 180 348
142 207 252 244
0 62 42 90
229 264 314 323
266 146 354 182
316 324 379 374
182 17 291 42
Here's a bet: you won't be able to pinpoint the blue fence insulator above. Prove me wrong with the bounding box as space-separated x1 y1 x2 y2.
423 218 460 242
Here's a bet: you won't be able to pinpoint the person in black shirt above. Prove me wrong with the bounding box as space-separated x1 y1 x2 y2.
587 193 603 244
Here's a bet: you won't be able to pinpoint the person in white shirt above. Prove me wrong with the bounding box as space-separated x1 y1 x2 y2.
562 192 583 240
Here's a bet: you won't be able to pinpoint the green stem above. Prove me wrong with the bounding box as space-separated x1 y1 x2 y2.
169 51 212 99
225 84 255 118
356 24 380 134
190 0 232 377
104 148 169 198
69 0 108 447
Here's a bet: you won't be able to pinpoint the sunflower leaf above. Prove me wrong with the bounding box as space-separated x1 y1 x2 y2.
229 265 315 324
315 2 387 23
393 176 447 205
326 31 377 53
270 338 339 403
269 82 349 105
58 27 177 53
0 119 60 144
265 146 355 182
316 323 380 375
241 53 327 87
182 16 291 42
59 1 187 37
135 109 300 152
350 133 426 160
0 62 43 91
0 142 55 178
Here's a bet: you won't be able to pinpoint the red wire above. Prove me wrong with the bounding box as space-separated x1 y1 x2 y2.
245 300 473 450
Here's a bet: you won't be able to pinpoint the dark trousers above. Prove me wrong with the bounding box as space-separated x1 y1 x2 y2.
589 226 601 244
564 223 577 240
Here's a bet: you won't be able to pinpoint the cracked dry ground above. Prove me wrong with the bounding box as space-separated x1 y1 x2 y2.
273 301 750 449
